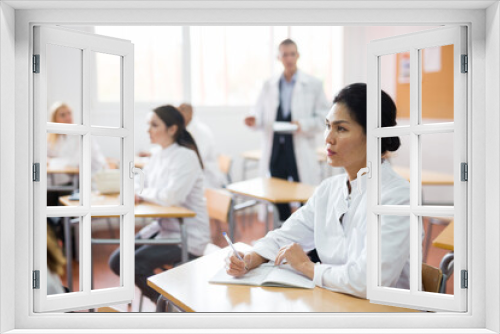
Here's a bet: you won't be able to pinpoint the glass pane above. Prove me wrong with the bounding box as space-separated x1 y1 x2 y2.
91 136 120 198
94 26 184 103
381 52 410 128
420 133 454 206
379 215 411 291
91 216 121 290
191 26 272 106
421 216 454 295
92 52 121 128
380 135 410 205
46 44 82 125
46 133 80 206
420 45 454 125
47 216 81 294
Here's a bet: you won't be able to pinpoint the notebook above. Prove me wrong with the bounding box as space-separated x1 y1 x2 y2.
209 262 315 289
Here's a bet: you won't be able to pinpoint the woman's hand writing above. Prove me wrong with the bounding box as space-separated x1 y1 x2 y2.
274 243 314 280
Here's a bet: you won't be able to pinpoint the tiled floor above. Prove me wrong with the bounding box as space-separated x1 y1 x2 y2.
61 210 453 312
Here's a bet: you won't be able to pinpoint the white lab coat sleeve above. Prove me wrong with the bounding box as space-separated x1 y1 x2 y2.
297 81 330 135
90 138 107 173
252 187 318 261
251 82 268 130
139 150 199 207
313 182 410 298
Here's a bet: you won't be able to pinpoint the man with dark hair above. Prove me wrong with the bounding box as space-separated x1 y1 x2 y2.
244 39 329 221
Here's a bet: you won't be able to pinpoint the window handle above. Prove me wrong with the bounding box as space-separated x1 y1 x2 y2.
356 162 372 194
129 162 145 194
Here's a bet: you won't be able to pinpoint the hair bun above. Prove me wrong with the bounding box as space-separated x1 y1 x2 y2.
382 136 401 152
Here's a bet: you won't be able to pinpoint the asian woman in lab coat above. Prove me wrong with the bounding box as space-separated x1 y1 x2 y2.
226 83 411 298
109 105 210 302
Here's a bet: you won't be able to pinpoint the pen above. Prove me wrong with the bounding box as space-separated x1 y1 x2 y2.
222 232 243 261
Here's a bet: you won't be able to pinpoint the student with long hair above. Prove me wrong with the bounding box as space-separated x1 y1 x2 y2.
227 83 411 298
109 105 210 302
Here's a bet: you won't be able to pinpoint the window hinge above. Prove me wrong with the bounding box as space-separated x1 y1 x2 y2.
33 163 40 182
33 270 40 289
461 162 468 181
461 54 468 73
33 54 40 73
461 270 468 289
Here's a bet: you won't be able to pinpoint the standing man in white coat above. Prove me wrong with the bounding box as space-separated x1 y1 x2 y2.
244 39 330 221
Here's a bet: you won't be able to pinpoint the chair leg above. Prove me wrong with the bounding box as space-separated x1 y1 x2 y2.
423 220 433 263
138 291 144 312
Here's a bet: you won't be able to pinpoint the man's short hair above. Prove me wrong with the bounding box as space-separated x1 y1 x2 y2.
278 38 298 51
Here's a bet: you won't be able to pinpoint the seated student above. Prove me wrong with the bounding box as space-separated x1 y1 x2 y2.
109 105 210 302
47 224 67 295
178 103 226 188
47 102 107 182
226 83 411 298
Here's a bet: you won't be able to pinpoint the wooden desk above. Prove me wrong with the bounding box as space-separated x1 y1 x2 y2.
226 177 315 230
59 193 195 291
47 165 79 191
432 221 454 251
147 243 416 313
392 166 454 186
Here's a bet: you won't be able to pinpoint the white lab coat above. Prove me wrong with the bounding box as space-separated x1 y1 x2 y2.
187 117 226 188
137 143 210 256
252 161 412 298
251 70 330 186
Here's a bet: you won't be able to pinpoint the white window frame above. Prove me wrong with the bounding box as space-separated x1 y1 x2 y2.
1 2 498 333
32 25 136 312
366 26 468 312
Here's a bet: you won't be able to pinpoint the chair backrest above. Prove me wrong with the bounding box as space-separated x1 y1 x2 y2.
205 188 232 224
217 154 232 182
422 263 443 293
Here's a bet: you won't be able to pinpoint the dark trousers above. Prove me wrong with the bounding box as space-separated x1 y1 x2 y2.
270 142 299 221
108 233 197 302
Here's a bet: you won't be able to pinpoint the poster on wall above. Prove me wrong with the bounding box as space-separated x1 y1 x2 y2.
398 52 410 84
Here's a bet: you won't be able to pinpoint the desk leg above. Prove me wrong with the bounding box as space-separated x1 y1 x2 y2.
64 217 73 292
271 204 281 230
179 218 188 263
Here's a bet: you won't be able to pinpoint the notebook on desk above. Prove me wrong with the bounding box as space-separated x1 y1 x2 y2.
209 262 315 289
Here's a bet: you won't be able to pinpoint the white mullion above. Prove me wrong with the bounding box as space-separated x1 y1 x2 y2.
413 122 454 135
372 205 411 215
46 206 90 217
46 123 89 135
90 206 128 216
365 48 379 299
411 205 455 217
122 44 135 297
372 125 411 138
81 46 92 294
90 126 130 137
409 46 420 294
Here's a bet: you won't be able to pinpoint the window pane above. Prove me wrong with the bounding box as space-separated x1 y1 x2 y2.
91 136 121 200
420 132 454 206
381 52 410 128
47 133 80 206
191 26 273 106
379 215 411 291
92 52 121 128
47 217 81 294
381 135 410 205
47 44 82 125
92 216 121 290
420 45 454 125
94 26 184 103
421 216 454 295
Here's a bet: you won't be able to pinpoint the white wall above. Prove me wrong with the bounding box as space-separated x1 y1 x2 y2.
0 2 16 333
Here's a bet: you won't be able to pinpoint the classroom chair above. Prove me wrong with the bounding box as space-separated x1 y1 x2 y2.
217 154 233 184
205 188 235 240
423 217 452 262
422 263 443 293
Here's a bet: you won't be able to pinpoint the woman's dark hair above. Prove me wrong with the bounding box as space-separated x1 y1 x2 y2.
333 83 401 154
153 105 204 169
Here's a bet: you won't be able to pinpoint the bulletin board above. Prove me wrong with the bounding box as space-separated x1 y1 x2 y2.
395 45 454 121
